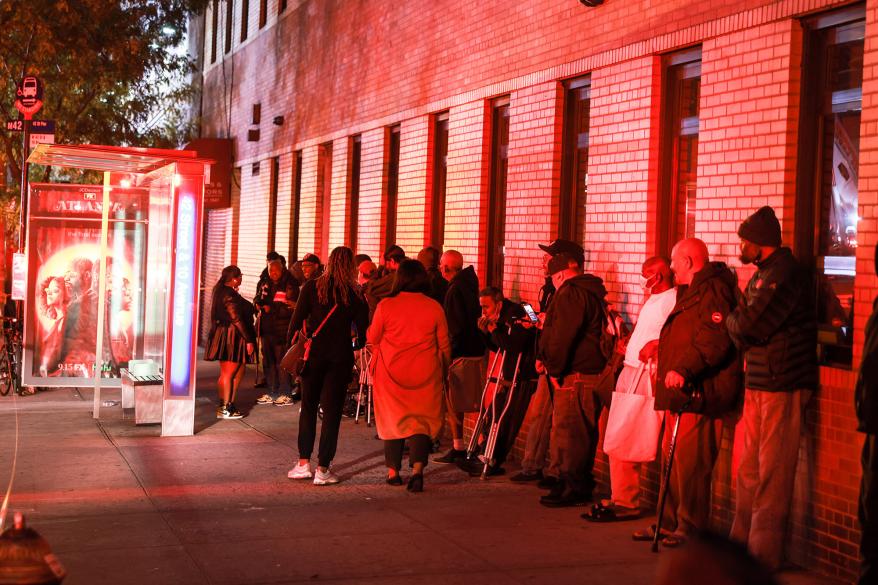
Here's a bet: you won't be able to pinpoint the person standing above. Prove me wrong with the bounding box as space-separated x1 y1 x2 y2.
368 260 451 492
433 249 485 464
857 242 878 585
365 245 406 317
254 259 300 406
633 238 741 547
584 256 676 522
286 247 369 485
727 206 817 569
537 251 609 507
205 265 256 419
417 246 449 305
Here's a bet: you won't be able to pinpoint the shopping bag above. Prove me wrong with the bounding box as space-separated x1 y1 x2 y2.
602 362 664 463
446 356 484 413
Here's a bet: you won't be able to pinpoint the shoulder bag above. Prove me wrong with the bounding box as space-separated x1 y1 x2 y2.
281 305 337 376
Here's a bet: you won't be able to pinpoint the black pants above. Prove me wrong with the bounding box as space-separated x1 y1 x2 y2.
261 335 291 397
860 433 878 585
384 434 431 471
485 379 536 467
298 357 352 467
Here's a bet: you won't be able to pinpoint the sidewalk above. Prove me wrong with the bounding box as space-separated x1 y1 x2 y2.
0 362 847 585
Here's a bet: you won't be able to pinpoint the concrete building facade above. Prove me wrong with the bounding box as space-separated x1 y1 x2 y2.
192 0 878 579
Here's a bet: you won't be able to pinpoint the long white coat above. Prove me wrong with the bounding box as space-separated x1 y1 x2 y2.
367 292 451 440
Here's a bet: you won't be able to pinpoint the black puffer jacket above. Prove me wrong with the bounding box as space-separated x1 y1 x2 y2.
857 297 878 434
538 274 607 378
726 247 817 392
444 266 485 359
481 299 538 381
212 285 256 343
254 271 300 339
655 262 742 416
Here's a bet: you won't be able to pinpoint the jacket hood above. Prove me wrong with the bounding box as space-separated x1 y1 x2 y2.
452 265 480 292
690 261 736 290
563 273 607 299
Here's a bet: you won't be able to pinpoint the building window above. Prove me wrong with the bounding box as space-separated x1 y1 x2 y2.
259 0 267 28
224 0 233 54
487 98 510 288
559 76 591 244
240 0 249 42
431 113 449 249
279 0 287 14
349 135 362 251
210 1 218 64
797 5 865 367
385 125 401 251
658 46 701 254
318 142 333 259
290 150 302 263
267 156 279 252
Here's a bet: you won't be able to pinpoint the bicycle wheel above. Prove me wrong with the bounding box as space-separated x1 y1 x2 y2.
9 344 21 395
0 349 11 396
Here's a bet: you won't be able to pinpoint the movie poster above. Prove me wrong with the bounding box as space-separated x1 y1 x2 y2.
30 223 141 379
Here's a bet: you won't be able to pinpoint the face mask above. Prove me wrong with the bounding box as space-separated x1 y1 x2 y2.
639 273 658 293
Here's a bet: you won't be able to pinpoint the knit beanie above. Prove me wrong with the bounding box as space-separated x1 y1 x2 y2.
737 206 781 247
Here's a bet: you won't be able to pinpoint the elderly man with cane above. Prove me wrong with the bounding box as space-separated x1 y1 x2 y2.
632 238 741 548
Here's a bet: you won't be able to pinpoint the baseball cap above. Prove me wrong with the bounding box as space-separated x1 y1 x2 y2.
539 239 585 263
301 253 320 265
547 252 581 276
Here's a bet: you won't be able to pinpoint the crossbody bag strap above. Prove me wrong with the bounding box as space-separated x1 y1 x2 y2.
309 305 338 339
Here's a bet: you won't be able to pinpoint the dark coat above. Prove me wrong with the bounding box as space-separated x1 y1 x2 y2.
480 299 537 381
254 271 300 339
444 266 485 359
726 247 817 392
538 274 607 378
655 262 742 416
857 297 878 434
212 285 256 344
365 271 395 317
425 267 449 306
288 279 369 363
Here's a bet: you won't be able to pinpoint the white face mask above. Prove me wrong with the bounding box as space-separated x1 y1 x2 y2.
639 273 658 294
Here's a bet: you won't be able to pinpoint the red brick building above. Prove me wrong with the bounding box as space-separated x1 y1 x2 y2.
193 0 876 579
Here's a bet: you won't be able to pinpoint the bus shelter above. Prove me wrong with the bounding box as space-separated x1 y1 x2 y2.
22 144 211 436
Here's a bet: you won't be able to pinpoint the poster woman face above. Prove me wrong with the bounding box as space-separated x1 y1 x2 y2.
45 279 64 309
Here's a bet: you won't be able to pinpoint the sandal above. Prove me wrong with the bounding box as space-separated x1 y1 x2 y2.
661 534 687 548
19 387 36 396
582 502 640 523
631 524 670 542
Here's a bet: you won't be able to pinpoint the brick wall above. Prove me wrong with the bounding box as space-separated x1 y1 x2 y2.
194 0 875 580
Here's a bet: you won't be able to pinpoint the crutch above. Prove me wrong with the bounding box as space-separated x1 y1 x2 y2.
466 348 506 460
652 390 695 553
355 347 374 425
479 353 522 480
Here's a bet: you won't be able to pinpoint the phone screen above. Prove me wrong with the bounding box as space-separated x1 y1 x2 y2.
522 303 539 323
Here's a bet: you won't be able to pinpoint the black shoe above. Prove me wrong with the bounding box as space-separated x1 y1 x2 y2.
254 380 267 389
407 474 424 492
291 392 302 402
430 439 441 454
432 448 466 464
468 464 505 478
537 475 559 490
540 488 591 508
510 469 543 483
386 475 403 486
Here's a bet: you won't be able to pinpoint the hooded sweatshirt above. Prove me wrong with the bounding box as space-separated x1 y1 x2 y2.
538 273 608 378
444 265 485 359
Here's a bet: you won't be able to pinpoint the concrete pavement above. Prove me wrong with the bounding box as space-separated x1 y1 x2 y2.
0 362 846 585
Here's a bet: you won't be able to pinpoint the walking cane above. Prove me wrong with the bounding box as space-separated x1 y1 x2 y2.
652 390 695 553
466 348 506 460
480 353 522 479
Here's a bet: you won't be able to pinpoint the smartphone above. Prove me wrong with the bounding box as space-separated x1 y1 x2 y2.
522 302 539 323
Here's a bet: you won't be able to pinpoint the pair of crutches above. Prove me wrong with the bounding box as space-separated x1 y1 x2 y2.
466 347 522 480
652 390 696 553
354 346 374 426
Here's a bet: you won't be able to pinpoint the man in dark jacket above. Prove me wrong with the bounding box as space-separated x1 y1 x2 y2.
537 251 608 507
635 238 740 545
434 249 485 463
726 206 817 570
857 243 878 585
254 260 300 406
365 245 405 317
417 246 449 305
461 286 538 476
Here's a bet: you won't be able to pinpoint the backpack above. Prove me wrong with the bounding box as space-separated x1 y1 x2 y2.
594 301 630 405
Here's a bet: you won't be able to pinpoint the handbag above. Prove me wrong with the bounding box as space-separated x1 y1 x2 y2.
280 305 337 376
446 356 484 413
602 361 665 463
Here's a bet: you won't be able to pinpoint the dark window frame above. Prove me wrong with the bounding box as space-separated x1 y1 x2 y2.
290 150 302 263
318 142 333 259
430 112 449 249
349 135 362 250
259 0 267 28
240 0 249 42
559 76 591 243
210 0 218 64
385 125 401 252
224 0 233 53
487 97 510 288
267 156 279 252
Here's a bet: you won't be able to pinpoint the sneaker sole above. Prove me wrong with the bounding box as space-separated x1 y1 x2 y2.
274 402 294 406
222 414 244 420
288 473 313 479
313 479 339 485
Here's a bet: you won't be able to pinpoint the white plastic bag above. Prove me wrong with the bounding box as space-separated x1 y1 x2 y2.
602 362 664 463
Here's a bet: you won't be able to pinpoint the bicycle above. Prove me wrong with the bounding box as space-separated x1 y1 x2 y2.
0 317 22 396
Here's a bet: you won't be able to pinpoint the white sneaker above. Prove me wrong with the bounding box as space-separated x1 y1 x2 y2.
287 462 313 479
313 468 339 485
256 394 274 405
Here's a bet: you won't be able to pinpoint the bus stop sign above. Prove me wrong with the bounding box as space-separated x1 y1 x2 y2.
14 76 43 119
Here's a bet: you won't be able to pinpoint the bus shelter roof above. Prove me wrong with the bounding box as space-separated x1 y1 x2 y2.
27 143 213 175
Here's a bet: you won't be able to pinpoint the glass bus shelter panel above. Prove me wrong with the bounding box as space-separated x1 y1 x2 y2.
141 168 174 369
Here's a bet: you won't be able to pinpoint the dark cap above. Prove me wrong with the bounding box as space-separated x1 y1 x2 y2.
738 206 781 247
547 252 581 276
539 239 585 263
301 253 321 265
383 244 405 261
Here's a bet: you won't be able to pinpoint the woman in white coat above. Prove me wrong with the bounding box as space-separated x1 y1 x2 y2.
367 259 451 492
